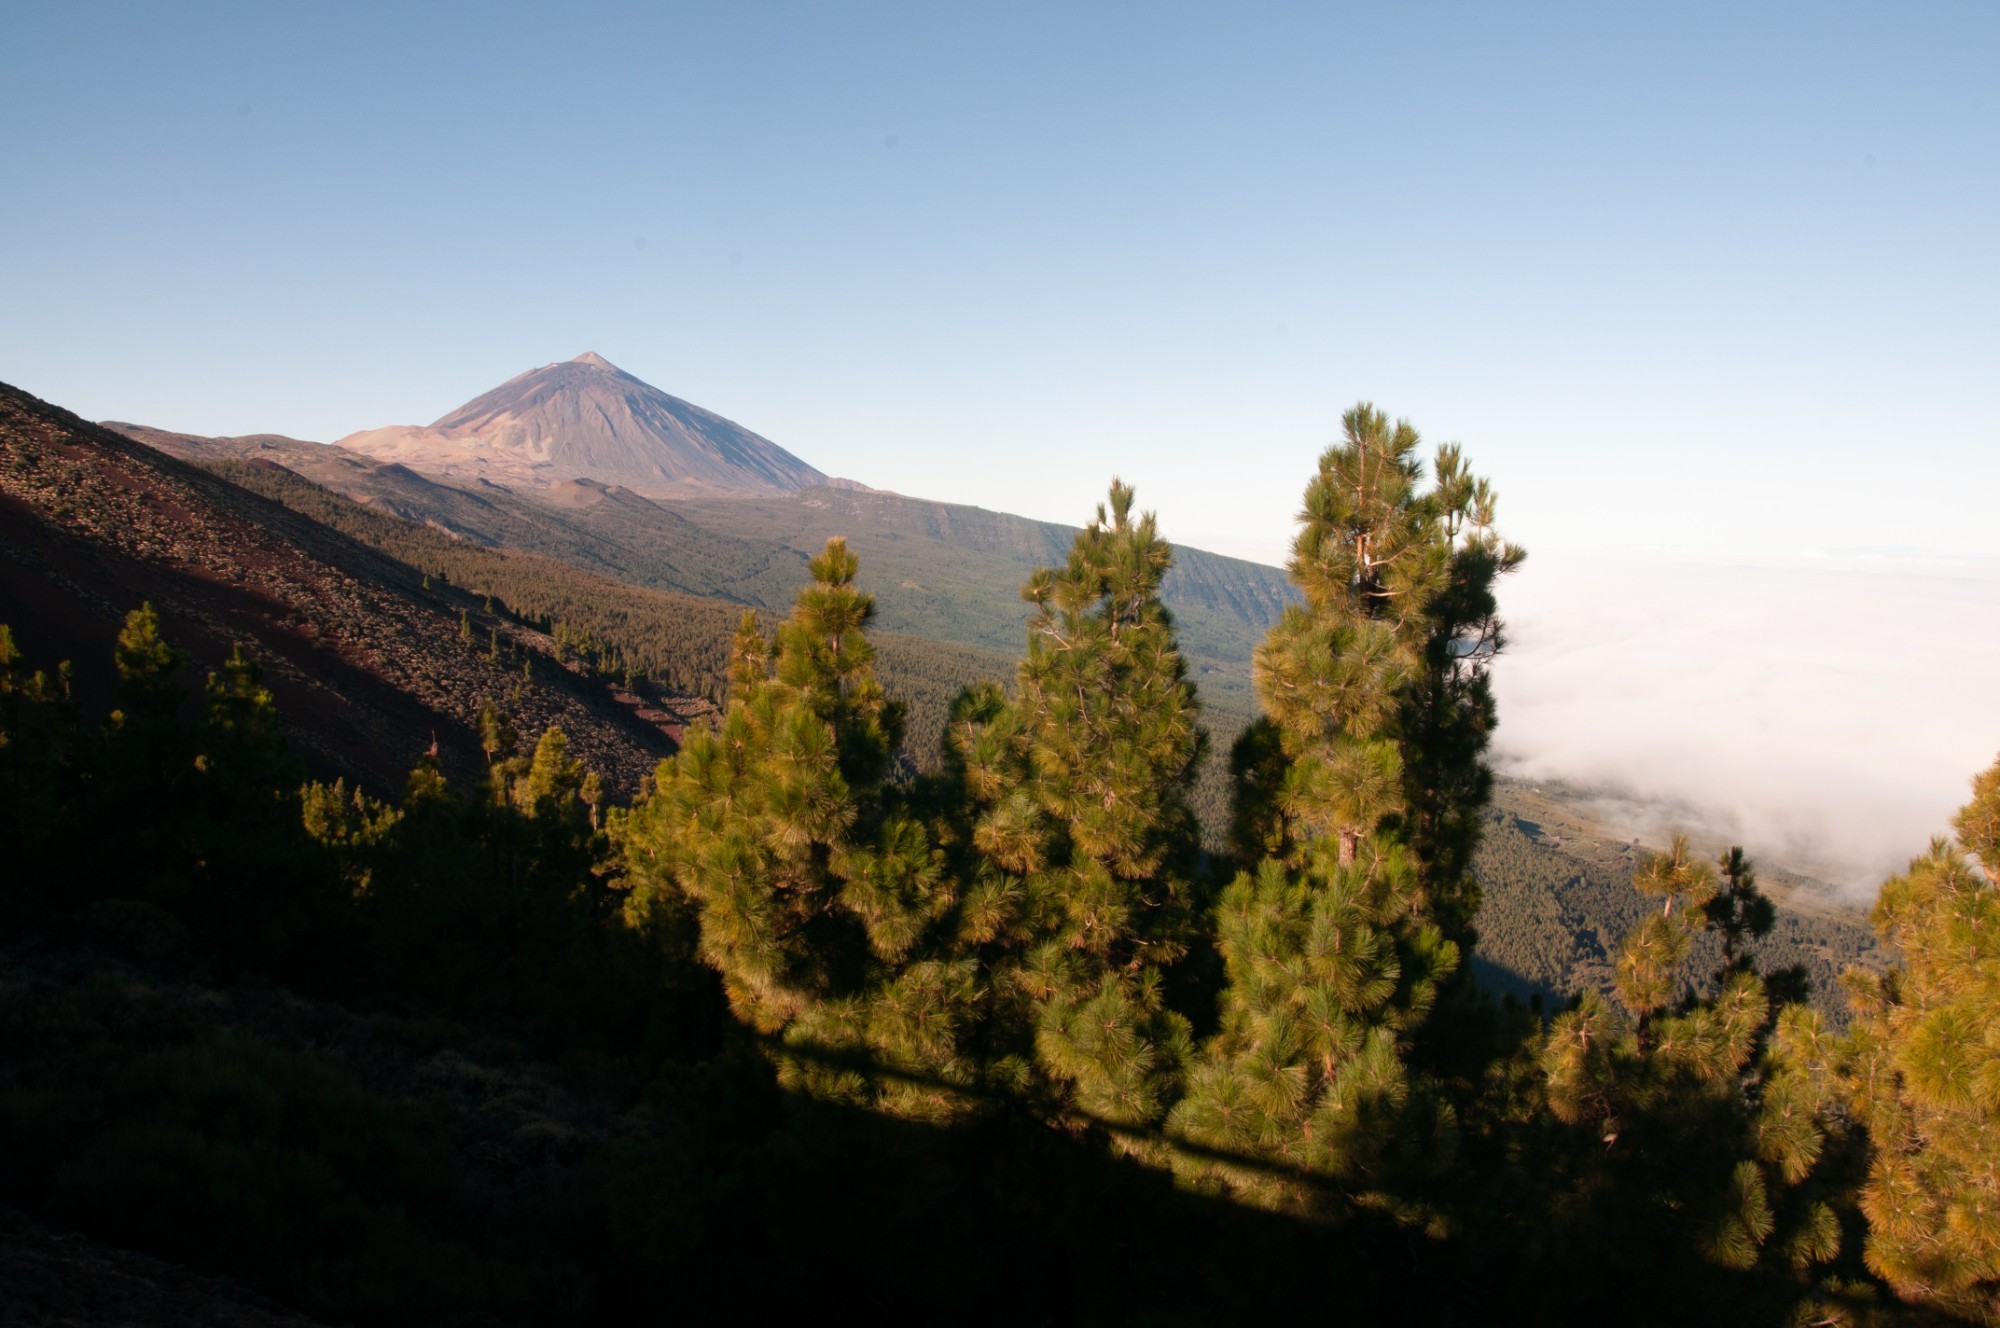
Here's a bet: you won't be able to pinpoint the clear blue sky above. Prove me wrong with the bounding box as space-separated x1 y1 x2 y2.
5 1 1995 564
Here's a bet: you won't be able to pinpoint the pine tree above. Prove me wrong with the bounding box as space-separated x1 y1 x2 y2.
1535 837 1849 1300
0 624 83 925
1706 845 1779 981
516 727 586 816
188 642 315 976
1167 404 1519 1215
620 539 979 1118
947 480 1206 1139
111 601 189 730
300 776 400 887
1840 754 2000 1320
477 699 516 768
96 604 200 912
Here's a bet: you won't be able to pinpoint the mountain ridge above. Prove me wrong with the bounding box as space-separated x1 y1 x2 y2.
109 416 1300 712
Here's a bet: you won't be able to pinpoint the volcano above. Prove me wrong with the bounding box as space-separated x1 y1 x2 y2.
335 352 828 497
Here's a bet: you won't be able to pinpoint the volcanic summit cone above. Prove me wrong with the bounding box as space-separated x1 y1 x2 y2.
336 352 827 496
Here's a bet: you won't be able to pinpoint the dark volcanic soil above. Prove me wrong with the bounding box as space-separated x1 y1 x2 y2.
0 381 674 795
0 1204 325 1328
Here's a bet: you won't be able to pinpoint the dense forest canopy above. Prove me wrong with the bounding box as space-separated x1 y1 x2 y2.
3 402 1998 1324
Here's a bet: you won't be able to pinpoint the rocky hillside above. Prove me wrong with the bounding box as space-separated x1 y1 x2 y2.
1 381 676 794
111 422 819 609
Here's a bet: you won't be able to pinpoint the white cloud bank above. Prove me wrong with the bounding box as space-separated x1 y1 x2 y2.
1490 551 2000 897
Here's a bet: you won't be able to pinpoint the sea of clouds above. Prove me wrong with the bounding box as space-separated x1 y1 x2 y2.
1490 550 2000 899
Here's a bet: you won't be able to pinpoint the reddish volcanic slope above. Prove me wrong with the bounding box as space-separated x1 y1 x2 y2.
0 380 672 793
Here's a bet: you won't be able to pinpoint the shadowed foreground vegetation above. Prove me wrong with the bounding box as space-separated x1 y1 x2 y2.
5 616 1929 1327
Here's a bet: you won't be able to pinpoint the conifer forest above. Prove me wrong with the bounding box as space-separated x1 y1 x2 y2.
5 402 1999 1326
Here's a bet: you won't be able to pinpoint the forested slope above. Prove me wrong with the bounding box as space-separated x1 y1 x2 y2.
663 485 1290 720
1472 780 1880 1016
113 424 1292 725
199 458 1019 775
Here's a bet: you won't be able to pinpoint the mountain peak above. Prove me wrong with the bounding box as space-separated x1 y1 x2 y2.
333 355 830 497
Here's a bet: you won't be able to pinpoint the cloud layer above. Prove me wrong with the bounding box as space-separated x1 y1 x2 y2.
1490 551 2000 897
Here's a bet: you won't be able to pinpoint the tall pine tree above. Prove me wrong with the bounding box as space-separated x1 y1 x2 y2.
620 539 980 1119
948 480 1206 1140
1167 404 1521 1216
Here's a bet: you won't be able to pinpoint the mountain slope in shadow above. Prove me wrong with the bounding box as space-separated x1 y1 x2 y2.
3 381 675 793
